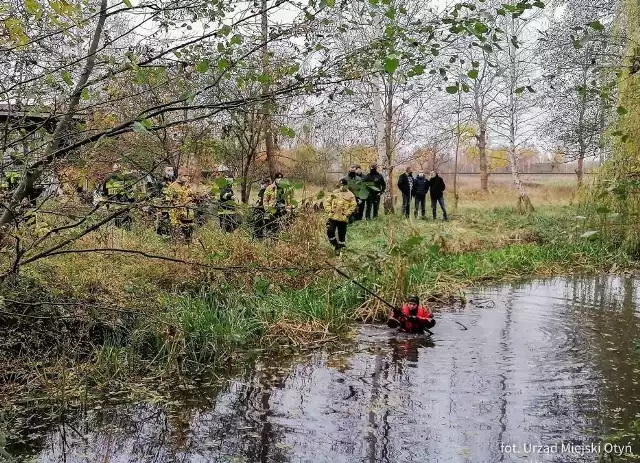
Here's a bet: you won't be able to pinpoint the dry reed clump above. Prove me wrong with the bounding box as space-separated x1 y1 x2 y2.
354 256 409 322
195 213 329 290
265 319 336 346
28 227 202 305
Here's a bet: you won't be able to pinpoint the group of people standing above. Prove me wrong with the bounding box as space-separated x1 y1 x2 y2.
324 162 449 255
397 167 448 221
219 172 295 238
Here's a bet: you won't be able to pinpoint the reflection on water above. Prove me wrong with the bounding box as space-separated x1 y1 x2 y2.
7 276 640 462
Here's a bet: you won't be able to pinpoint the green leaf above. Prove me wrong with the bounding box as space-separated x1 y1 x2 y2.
316 191 325 200
257 73 271 84
617 106 628 115
279 126 296 138
292 181 304 190
81 88 90 100
474 22 489 34
61 71 73 86
230 34 242 45
467 69 479 79
218 58 230 71
357 185 370 200
254 277 270 295
215 177 229 188
588 20 604 32
445 84 459 94
409 65 425 76
596 206 610 214
405 235 424 246
580 230 598 238
196 59 210 73
133 121 148 133
383 57 400 73
141 118 152 129
461 83 470 92
123 0 132 7
220 24 232 36
384 7 395 19
322 0 336 6
515 86 525 94
25 0 43 18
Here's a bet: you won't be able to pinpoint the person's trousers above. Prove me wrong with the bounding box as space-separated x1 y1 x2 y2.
219 213 239 233
327 219 347 249
266 210 286 236
365 195 380 219
349 200 365 223
401 192 411 217
352 200 365 222
114 212 132 230
415 195 426 217
252 208 266 238
431 196 448 220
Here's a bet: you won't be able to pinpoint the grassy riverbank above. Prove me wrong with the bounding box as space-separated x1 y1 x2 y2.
0 182 635 403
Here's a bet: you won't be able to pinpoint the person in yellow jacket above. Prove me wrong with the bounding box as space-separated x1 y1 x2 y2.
164 176 196 241
263 172 294 236
326 178 357 254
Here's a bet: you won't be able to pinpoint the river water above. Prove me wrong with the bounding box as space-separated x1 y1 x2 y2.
6 276 640 462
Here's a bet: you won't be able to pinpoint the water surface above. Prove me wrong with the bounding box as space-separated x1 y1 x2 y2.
8 276 640 462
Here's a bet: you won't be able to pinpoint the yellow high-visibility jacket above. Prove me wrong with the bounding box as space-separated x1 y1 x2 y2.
326 187 357 222
164 181 195 224
264 183 293 210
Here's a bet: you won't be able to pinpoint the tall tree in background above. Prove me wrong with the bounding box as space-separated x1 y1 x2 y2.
261 0 277 179
540 0 621 187
494 7 540 213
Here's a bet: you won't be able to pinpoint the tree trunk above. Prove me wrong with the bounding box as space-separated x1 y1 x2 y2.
576 153 584 188
478 125 489 192
241 150 253 204
382 77 394 214
0 0 108 228
261 0 276 179
453 84 461 210
372 80 392 213
509 136 533 214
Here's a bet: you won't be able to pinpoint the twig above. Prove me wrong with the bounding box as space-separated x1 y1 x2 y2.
18 247 332 273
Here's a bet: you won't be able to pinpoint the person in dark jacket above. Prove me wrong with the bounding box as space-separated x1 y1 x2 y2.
413 170 429 219
429 170 448 221
218 177 239 233
363 163 386 219
257 178 268 207
344 164 365 223
397 166 414 218
102 163 134 230
252 178 269 238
